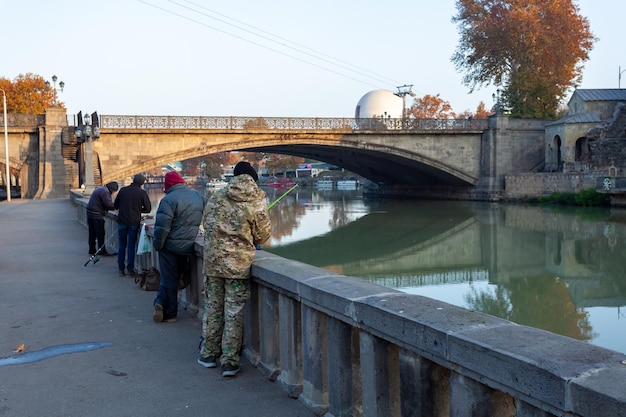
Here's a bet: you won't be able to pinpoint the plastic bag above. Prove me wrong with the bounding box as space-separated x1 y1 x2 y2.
137 223 152 255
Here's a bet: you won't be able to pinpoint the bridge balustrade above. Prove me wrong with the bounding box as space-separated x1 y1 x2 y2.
100 115 488 131
72 192 625 417
1 114 45 127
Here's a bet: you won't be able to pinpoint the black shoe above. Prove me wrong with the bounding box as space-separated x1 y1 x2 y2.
222 363 240 377
100 251 116 257
118 269 126 277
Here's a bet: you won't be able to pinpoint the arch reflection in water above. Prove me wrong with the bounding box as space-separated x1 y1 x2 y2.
261 189 626 355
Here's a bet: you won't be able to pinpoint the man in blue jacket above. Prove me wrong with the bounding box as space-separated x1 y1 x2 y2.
152 171 208 323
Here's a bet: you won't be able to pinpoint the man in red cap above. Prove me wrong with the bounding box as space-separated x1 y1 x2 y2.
152 171 208 323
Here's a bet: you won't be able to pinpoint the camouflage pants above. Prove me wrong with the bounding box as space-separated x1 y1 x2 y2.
200 276 250 366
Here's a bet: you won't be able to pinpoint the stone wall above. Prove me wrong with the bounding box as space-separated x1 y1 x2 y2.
504 172 598 199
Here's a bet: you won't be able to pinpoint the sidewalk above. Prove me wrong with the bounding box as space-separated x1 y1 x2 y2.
0 199 313 417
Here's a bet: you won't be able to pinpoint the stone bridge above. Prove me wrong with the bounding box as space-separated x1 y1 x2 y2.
1 108 547 200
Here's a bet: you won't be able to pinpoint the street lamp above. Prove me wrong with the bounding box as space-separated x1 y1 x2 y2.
492 88 502 114
394 84 414 128
75 111 100 196
619 66 626 89
0 88 9 202
45 75 65 106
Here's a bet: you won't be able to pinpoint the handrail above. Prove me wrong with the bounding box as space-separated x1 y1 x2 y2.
100 115 488 131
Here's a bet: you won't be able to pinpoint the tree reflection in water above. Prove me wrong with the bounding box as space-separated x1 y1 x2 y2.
464 276 595 342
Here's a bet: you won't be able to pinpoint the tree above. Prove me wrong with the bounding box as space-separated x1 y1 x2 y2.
451 0 595 119
408 94 456 119
264 154 304 176
0 73 60 113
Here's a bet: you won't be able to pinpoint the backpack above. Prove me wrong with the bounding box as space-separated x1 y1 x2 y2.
135 267 160 291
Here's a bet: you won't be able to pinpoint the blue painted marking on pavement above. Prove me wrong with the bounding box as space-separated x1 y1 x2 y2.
0 342 113 367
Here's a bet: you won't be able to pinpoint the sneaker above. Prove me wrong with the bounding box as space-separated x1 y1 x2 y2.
222 363 240 377
118 269 126 277
153 304 163 323
197 356 217 368
164 317 178 323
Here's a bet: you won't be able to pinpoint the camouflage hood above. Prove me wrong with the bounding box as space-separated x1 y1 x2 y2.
224 174 266 203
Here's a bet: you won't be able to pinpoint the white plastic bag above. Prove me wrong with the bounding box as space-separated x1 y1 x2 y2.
137 223 152 255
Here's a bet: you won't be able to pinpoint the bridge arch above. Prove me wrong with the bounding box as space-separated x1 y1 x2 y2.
98 130 481 188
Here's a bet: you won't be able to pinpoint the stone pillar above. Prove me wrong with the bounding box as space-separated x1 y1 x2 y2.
258 285 280 380
277 295 303 398
326 317 356 417
300 305 328 415
37 106 68 199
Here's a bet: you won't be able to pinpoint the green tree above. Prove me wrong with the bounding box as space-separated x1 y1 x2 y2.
451 0 595 119
0 73 60 113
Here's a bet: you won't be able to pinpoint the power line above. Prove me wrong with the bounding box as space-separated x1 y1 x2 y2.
138 0 403 90
171 0 403 87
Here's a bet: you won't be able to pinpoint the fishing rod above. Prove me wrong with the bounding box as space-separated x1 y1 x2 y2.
268 183 298 209
84 232 117 267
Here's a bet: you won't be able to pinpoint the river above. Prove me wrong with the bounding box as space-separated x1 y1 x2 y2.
146 185 626 355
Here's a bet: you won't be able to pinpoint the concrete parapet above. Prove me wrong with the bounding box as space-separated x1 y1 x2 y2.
250 251 626 417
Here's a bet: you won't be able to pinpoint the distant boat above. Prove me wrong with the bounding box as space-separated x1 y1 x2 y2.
337 178 358 190
316 176 334 189
206 178 228 189
268 177 296 189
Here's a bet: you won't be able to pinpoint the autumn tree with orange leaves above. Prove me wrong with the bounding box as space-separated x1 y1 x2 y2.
408 94 456 119
452 0 595 119
0 73 60 113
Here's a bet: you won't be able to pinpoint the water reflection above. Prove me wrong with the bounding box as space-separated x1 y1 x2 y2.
146 187 626 354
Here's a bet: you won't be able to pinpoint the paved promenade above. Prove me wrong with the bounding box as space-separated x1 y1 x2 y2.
0 199 314 417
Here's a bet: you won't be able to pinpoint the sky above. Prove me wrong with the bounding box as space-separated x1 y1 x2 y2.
2 0 625 119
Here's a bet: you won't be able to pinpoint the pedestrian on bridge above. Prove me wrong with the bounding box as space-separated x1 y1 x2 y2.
198 161 272 377
114 174 152 277
152 171 208 324
86 182 118 256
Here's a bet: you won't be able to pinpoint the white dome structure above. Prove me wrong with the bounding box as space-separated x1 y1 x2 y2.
355 90 403 119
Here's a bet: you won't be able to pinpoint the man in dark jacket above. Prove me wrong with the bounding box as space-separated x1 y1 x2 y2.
152 171 208 323
86 182 118 256
114 174 152 277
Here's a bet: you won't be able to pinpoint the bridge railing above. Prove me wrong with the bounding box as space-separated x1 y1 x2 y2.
0 113 45 127
100 115 488 131
72 191 625 417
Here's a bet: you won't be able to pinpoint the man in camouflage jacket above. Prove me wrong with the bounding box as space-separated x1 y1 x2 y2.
198 161 271 377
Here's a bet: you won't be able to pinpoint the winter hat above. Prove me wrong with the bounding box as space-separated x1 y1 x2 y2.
106 182 119 193
133 174 146 185
233 161 258 182
164 171 185 192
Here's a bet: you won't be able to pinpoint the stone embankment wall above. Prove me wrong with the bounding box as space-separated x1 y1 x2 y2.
504 172 598 200
72 192 626 417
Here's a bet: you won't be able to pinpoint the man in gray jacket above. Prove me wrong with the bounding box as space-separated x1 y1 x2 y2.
152 171 208 323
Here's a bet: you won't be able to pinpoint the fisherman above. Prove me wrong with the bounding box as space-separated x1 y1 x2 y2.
86 182 118 256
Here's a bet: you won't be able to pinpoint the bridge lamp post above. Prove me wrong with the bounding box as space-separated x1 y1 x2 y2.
620 66 626 89
1 88 9 202
44 75 65 106
492 88 502 114
75 111 100 196
394 84 414 129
